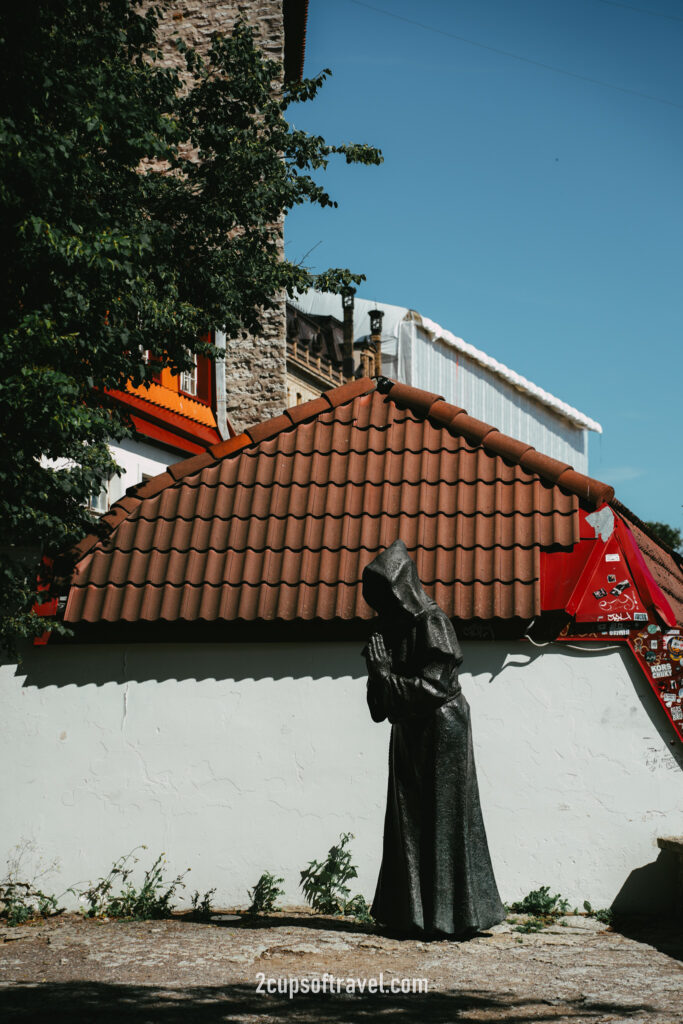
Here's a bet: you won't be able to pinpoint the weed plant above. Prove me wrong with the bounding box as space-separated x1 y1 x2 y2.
300 833 358 914
343 893 374 924
191 888 217 921
0 840 63 926
300 833 374 923
247 872 284 914
72 846 189 920
507 887 613 933
0 881 62 926
583 900 613 925
509 886 570 918
508 886 571 933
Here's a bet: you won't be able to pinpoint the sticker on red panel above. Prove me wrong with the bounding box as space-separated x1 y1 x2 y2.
667 635 683 662
627 625 683 744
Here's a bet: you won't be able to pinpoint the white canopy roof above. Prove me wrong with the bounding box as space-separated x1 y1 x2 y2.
291 290 602 434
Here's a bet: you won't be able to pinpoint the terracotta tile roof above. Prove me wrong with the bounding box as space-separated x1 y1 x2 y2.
62 378 623 627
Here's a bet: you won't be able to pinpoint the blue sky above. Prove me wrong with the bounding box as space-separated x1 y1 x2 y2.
284 0 682 533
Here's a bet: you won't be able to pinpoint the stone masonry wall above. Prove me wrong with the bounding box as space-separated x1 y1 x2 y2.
152 1 288 432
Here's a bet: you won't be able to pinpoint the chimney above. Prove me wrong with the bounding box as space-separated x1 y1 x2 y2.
368 308 384 376
342 288 356 379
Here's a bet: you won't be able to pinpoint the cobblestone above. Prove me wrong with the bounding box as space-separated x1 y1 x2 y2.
0 909 680 1022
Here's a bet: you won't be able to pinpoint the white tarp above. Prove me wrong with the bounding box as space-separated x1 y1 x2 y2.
292 290 602 472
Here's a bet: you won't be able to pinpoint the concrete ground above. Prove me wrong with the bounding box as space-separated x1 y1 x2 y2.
0 909 681 1023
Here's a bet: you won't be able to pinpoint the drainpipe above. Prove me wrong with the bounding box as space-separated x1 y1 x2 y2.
214 328 229 439
368 308 384 376
342 288 356 379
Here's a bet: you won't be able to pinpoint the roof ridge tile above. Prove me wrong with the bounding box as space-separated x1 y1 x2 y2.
246 413 293 446
555 468 614 506
481 432 533 463
285 395 329 426
426 400 467 429
384 381 444 418
209 433 251 460
447 413 497 447
519 450 571 484
167 449 215 482
322 377 375 409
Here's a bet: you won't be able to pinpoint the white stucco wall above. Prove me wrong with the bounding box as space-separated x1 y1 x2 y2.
104 438 177 508
2 641 681 913
40 437 175 514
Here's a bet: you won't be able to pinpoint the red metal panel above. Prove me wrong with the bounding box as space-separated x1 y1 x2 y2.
567 530 648 625
540 540 594 611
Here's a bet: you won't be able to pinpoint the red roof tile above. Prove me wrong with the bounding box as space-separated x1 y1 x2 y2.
65 376 624 626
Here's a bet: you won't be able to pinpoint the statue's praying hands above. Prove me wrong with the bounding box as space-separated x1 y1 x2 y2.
365 632 392 677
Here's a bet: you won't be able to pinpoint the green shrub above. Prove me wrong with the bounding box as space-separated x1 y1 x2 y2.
514 915 545 933
343 893 374 924
300 833 358 915
509 885 571 933
583 900 613 925
247 872 284 914
509 886 569 918
72 847 188 920
191 888 217 921
0 881 62 926
299 833 372 922
0 841 63 926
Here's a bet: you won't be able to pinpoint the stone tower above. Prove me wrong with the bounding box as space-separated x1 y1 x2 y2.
152 1 308 432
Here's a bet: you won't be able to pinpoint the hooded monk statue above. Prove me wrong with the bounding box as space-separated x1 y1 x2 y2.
362 539 505 938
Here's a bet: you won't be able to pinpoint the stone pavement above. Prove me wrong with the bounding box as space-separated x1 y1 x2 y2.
0 909 681 1022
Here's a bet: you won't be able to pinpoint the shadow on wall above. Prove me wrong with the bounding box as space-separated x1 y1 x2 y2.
11 642 368 691
0 982 660 1024
12 638 539 691
611 848 679 918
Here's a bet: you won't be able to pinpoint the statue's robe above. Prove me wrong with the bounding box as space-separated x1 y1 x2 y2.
364 541 505 937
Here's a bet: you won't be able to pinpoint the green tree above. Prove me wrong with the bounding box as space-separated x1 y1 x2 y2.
0 1 381 653
644 521 682 554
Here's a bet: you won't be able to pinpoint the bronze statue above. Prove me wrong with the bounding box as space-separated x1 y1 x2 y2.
363 539 505 938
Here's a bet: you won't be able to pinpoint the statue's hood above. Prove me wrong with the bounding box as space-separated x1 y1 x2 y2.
362 539 432 618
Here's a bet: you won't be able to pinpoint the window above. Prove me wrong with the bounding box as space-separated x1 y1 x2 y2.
88 478 110 515
179 354 198 396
